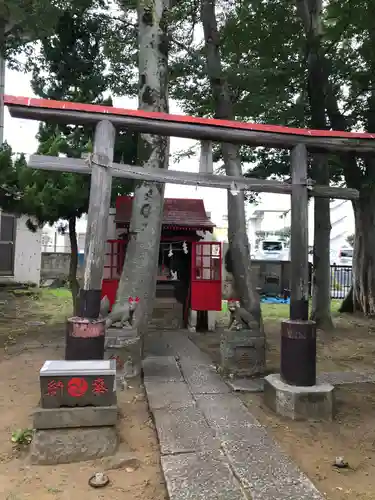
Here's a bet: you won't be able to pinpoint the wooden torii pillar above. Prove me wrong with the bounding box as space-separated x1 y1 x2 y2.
5 95 372 381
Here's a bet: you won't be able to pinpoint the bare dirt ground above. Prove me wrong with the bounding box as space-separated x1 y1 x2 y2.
190 304 375 500
0 287 167 500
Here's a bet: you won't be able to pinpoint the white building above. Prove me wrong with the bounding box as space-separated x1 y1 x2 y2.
0 212 42 285
247 194 354 252
41 214 88 253
329 200 355 250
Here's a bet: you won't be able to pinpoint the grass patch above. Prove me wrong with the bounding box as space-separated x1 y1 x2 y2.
0 287 73 349
36 288 72 322
38 288 72 300
262 299 342 320
219 299 342 324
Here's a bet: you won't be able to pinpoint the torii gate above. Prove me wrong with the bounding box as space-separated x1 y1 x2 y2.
5 95 374 386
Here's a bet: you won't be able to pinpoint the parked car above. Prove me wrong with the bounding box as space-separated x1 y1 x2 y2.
331 246 353 267
255 239 289 261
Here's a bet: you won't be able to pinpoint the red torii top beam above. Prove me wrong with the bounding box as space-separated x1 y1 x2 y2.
4 94 375 153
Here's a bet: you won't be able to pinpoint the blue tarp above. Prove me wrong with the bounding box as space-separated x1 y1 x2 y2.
222 297 290 312
260 296 290 304
78 252 85 266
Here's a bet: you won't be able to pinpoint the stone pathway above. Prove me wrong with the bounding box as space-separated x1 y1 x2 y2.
143 331 324 500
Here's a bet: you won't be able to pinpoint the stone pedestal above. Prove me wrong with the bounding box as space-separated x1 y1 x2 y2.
220 330 265 377
264 373 335 421
30 427 118 465
105 327 141 379
31 360 119 464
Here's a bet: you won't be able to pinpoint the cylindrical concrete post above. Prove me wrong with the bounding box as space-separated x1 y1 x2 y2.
65 317 106 360
280 319 316 386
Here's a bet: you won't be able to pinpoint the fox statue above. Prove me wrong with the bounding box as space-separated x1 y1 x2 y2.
100 296 140 329
227 299 259 331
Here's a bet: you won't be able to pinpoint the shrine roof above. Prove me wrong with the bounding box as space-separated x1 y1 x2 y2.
115 196 215 232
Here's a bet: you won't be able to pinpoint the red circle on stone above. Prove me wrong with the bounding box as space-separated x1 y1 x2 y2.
67 377 88 397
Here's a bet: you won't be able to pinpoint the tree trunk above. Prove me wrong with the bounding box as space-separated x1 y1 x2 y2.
68 216 80 315
200 0 263 328
325 64 375 315
311 183 333 327
339 285 359 313
0 18 5 145
115 0 170 344
296 0 333 329
320 30 375 316
351 189 375 315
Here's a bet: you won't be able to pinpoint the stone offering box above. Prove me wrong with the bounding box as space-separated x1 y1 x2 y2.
40 360 116 409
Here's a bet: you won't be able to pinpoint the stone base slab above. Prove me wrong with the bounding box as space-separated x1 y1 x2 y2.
264 373 335 421
106 327 138 338
220 331 266 377
33 405 118 430
30 426 118 465
227 377 264 393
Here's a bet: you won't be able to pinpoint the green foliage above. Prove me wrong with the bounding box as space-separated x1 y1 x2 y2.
8 5 135 227
11 428 33 446
168 0 306 180
167 0 375 191
1 0 79 66
0 143 22 211
0 2 137 227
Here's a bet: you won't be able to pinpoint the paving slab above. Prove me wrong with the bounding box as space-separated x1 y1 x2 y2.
144 331 175 356
143 356 183 382
195 394 261 437
145 380 196 410
153 405 219 455
221 425 323 500
317 370 375 385
161 451 248 500
166 333 212 363
179 359 230 394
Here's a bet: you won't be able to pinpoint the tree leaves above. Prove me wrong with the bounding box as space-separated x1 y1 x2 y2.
1 3 137 226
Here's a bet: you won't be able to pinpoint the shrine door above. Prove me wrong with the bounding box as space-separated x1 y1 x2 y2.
191 241 222 311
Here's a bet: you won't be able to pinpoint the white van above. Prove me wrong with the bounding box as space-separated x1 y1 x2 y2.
331 246 353 266
255 239 289 261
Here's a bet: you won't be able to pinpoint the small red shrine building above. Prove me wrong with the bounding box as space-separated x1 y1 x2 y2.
101 196 222 324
